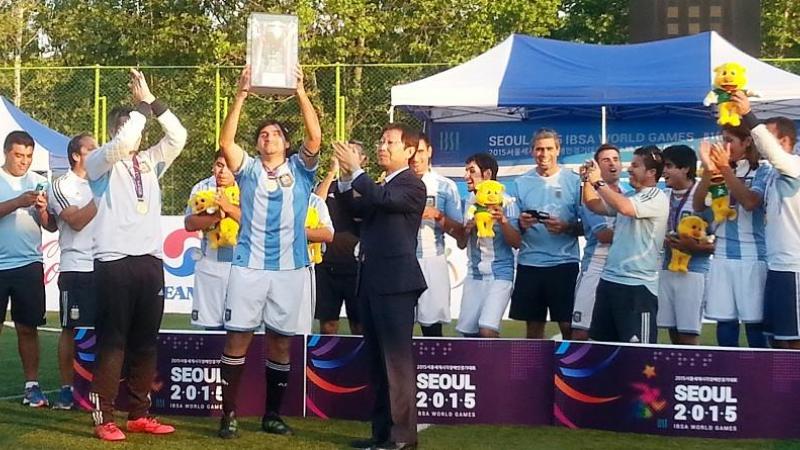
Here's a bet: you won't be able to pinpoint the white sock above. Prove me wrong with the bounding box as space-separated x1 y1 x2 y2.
24 381 39 390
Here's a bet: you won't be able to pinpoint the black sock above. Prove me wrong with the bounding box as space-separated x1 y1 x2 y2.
265 359 290 417
220 354 246 415
421 323 443 337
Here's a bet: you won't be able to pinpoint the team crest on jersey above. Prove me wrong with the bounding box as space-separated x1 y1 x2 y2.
191 310 198 321
572 311 582 323
278 173 294 188
225 309 231 321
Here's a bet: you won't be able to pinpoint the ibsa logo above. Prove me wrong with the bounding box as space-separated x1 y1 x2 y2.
163 229 200 277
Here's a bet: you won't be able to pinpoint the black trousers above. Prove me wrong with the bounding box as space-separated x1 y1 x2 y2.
360 288 419 444
90 255 164 424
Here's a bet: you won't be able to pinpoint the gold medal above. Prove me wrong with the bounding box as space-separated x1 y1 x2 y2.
136 200 149 215
266 178 279 192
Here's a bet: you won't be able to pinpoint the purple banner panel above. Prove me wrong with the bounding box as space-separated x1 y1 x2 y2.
553 342 800 439
306 336 554 425
74 331 305 418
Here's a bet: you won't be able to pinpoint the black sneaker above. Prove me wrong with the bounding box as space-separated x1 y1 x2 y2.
261 413 294 436
218 412 239 439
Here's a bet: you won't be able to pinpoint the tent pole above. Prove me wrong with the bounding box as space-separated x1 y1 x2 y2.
601 106 607 144
389 105 395 123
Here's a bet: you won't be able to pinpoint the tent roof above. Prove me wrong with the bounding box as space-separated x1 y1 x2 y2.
0 96 69 173
391 32 800 120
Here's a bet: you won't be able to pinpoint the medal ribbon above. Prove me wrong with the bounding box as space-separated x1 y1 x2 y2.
131 155 145 203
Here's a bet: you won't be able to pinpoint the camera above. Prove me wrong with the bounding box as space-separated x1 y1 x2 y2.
523 209 551 221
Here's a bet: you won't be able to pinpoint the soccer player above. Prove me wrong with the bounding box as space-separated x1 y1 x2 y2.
409 132 463 337
572 144 623 341
48 133 99 409
657 145 714 345
693 125 770 348
184 152 241 329
733 92 800 349
313 142 367 335
86 69 187 440
216 64 321 438
455 153 520 338
583 146 668 344
0 130 57 408
512 128 581 339
297 192 334 334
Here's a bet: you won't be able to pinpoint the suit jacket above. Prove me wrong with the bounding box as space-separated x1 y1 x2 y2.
336 168 427 296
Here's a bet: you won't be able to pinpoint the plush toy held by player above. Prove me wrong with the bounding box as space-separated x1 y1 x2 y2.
668 215 713 273
305 206 323 264
187 186 240 249
467 180 505 238
707 174 737 223
703 62 755 126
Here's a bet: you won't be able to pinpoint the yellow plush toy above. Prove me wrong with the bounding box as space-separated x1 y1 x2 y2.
187 186 240 249
668 215 712 273
707 174 737 223
703 62 756 126
467 180 505 238
305 206 323 264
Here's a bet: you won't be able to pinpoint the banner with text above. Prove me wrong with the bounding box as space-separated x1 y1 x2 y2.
552 342 800 439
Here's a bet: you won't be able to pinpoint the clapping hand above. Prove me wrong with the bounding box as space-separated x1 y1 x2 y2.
333 141 361 176
130 69 155 104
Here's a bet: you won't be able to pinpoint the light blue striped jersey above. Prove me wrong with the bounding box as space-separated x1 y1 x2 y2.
661 183 713 273
233 152 317 270
0 169 46 270
513 168 581 267
464 193 519 282
185 176 234 263
602 187 669 295
578 206 614 274
417 170 462 258
712 160 769 261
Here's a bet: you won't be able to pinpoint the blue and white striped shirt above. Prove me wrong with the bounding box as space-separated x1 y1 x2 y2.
416 170 462 258
185 176 234 263
712 160 770 261
233 152 317 270
464 193 519 282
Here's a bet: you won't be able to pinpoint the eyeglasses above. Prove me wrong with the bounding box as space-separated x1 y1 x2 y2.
375 140 403 149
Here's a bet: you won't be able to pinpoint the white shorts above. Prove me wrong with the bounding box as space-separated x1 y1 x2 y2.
455 277 513 334
296 265 316 335
704 258 767 323
416 255 451 325
224 265 312 335
657 270 706 335
571 261 605 330
191 258 232 328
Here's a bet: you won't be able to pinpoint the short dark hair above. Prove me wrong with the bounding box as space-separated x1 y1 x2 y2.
465 153 499 180
4 130 35 152
67 133 93 168
419 131 431 148
662 145 697 179
254 119 290 149
633 145 664 180
108 106 133 137
764 116 797 147
382 123 420 161
593 143 620 161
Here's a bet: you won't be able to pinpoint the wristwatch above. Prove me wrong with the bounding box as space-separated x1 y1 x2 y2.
592 180 606 190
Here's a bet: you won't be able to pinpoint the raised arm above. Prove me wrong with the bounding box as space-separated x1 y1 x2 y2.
709 143 762 211
219 66 250 173
734 91 800 178
295 65 322 168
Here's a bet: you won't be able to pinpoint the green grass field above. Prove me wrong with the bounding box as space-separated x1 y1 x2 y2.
1 314 798 450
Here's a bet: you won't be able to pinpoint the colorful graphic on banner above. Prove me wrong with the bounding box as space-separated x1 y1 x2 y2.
305 336 554 425
429 116 720 167
73 332 306 417
553 342 800 438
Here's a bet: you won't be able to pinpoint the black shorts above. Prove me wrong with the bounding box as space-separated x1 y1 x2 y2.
510 263 579 322
589 279 658 344
763 270 800 340
314 262 360 323
0 262 46 327
57 271 97 328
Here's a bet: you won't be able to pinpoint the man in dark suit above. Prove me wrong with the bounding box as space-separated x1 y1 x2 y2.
334 124 427 450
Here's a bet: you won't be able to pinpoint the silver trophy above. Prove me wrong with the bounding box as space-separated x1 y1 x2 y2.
247 13 298 95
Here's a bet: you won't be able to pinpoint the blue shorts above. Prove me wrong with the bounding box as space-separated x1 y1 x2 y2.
763 270 800 340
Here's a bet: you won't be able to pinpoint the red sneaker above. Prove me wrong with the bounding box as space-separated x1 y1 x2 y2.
95 422 126 441
126 417 175 435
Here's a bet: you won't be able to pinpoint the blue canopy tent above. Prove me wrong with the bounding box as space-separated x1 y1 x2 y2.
0 96 70 175
391 31 800 179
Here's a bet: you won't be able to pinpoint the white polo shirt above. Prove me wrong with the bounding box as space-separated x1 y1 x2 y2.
48 170 95 272
86 109 187 262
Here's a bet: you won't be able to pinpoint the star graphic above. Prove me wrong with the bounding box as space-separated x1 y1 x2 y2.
642 365 657 379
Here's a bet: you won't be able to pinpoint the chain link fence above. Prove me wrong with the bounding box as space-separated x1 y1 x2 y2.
1 60 799 213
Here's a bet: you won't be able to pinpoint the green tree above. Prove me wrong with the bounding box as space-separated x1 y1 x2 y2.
552 0 629 44
761 0 800 58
